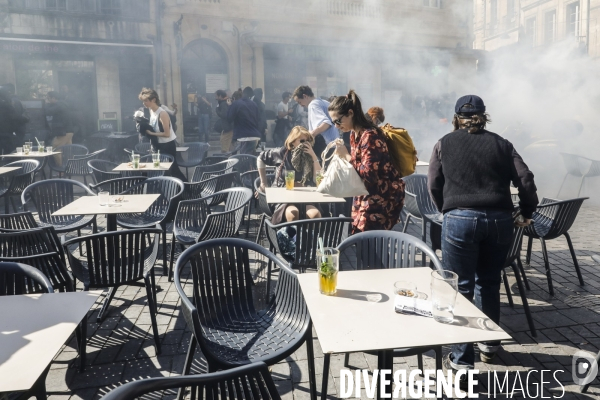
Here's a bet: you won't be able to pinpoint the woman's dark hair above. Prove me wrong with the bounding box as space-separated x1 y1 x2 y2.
328 90 377 132
215 89 227 98
452 112 491 134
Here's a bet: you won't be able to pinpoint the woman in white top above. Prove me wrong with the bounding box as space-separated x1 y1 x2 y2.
138 88 187 182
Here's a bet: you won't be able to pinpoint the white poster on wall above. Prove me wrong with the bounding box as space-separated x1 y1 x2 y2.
205 74 228 94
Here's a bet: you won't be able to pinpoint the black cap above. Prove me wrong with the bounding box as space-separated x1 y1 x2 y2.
455 95 486 114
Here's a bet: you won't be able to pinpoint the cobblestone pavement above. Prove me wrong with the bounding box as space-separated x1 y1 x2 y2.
28 201 600 399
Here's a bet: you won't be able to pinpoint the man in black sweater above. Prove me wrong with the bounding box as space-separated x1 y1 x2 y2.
428 95 538 381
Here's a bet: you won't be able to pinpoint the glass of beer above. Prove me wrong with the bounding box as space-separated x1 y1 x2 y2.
317 247 339 295
285 170 295 190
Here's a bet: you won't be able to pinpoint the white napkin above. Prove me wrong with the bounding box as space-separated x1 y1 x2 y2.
394 295 433 318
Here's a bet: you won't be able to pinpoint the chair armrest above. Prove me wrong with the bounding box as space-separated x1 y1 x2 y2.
592 255 600 265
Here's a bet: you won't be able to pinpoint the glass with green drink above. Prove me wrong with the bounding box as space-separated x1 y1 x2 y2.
317 247 339 295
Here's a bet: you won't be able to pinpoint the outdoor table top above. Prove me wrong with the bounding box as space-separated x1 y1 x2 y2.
297 267 511 355
265 187 347 204
416 160 429 166
237 137 260 142
52 194 160 217
511 186 518 195
176 147 189 152
0 291 102 393
0 167 21 175
106 133 138 139
112 162 173 172
2 151 61 158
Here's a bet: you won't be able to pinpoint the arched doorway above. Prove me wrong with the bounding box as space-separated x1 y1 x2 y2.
181 39 229 137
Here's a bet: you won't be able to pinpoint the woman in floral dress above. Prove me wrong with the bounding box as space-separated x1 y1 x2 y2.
328 91 405 233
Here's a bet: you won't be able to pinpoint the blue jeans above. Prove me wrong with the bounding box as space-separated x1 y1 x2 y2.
198 113 210 141
441 208 514 368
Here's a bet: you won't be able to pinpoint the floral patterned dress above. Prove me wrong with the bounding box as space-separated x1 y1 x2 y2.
350 128 405 234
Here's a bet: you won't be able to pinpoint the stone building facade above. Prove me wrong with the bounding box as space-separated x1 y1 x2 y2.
473 0 600 56
0 0 478 140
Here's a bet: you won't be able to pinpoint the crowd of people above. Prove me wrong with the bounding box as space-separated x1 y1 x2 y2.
253 86 540 384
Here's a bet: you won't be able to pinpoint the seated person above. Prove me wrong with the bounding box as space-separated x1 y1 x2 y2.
257 126 323 223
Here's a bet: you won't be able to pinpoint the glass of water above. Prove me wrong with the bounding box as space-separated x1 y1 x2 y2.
152 152 160 168
431 270 458 324
16 147 23 155
46 146 53 154
98 191 110 206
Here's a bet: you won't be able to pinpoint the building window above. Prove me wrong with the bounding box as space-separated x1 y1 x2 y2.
9 0 149 18
566 1 581 37
526 17 537 46
423 0 441 8
506 0 516 27
490 0 498 33
99 0 120 15
544 10 556 44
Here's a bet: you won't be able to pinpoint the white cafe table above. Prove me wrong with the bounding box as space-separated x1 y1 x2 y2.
265 187 346 219
52 194 160 232
176 147 189 152
0 167 20 176
2 151 61 159
112 162 173 172
297 268 511 399
0 291 102 395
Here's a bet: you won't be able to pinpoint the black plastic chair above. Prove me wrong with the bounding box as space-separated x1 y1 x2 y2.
181 172 238 202
523 197 588 296
253 174 274 244
402 174 427 240
168 187 252 280
21 178 98 236
229 154 258 174
174 238 317 400
191 159 239 183
240 170 260 237
0 227 73 291
64 149 106 185
101 362 281 400
557 153 600 197
0 261 54 295
63 228 163 368
0 159 39 214
116 177 185 275
89 176 147 195
134 142 152 155
176 142 210 180
47 144 88 177
88 159 120 184
0 211 38 230
501 226 536 337
202 155 228 166
331 230 443 397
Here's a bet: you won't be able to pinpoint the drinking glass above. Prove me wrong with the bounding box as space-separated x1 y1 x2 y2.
431 270 459 324
38 141 45 153
16 147 23 155
152 153 160 168
132 154 140 169
315 170 324 187
394 281 417 298
23 144 30 155
46 146 53 154
317 247 339 295
285 170 295 190
98 191 110 206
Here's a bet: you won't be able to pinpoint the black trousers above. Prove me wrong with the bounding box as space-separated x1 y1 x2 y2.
153 140 188 182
